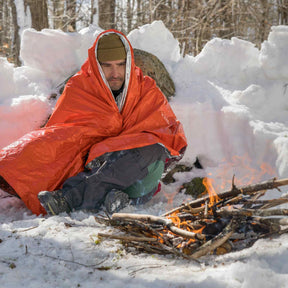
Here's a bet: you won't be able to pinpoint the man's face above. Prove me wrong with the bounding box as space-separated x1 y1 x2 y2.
100 59 126 91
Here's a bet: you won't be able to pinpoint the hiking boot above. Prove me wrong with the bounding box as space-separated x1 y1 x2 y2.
38 190 72 216
104 189 130 214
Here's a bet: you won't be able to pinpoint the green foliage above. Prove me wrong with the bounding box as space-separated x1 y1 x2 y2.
181 177 206 198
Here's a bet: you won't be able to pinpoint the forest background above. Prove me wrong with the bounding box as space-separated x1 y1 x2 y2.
1 0 288 67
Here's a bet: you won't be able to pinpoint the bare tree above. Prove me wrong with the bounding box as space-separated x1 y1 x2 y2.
277 0 288 24
24 0 48 30
9 0 20 65
0 1 10 59
98 0 116 30
51 0 65 29
127 0 133 32
90 0 98 25
259 0 271 43
0 0 5 54
66 0 77 31
0 0 21 65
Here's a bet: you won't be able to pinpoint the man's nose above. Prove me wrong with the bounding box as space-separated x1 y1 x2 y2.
111 66 119 77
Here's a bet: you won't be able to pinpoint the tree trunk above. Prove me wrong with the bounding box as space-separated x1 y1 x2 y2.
66 0 77 31
136 0 142 26
52 0 65 29
90 0 98 25
259 0 269 43
0 0 4 49
127 0 132 32
278 0 288 24
0 1 11 59
9 0 20 66
24 0 48 30
98 0 116 30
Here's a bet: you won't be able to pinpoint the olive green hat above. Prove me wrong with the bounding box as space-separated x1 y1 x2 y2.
97 33 126 62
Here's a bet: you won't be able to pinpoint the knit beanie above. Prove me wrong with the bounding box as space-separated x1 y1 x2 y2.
97 33 126 62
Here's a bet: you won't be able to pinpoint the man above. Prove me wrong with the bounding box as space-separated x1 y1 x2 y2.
0 30 187 215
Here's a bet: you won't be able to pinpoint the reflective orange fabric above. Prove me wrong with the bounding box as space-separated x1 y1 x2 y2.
0 30 187 215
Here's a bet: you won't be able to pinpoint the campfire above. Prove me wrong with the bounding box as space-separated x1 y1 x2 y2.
95 177 288 259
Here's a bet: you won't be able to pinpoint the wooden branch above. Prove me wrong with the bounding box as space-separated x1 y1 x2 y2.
242 197 288 209
253 209 288 217
112 213 171 225
98 232 157 242
216 207 253 217
253 216 288 226
259 198 288 209
163 177 288 216
182 204 205 214
112 213 205 240
217 207 288 218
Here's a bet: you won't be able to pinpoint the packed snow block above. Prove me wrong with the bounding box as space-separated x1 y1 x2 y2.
260 26 288 80
0 58 15 100
20 29 82 86
128 20 181 64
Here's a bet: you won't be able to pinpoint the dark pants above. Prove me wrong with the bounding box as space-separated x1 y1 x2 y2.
61 144 167 211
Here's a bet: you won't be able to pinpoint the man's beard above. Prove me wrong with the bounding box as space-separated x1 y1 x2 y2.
108 76 124 91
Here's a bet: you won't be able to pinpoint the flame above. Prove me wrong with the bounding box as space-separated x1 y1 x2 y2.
186 238 196 246
202 177 220 205
161 188 179 211
206 154 276 192
168 212 181 227
167 213 206 235
161 154 275 214
193 225 205 234
158 233 165 243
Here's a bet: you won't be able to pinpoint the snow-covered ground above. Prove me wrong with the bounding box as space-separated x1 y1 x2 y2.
1 21 288 287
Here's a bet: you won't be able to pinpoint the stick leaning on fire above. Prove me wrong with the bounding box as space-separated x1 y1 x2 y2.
95 177 288 259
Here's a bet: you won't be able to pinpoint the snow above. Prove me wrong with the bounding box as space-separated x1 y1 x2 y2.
2 20 288 287
20 29 82 85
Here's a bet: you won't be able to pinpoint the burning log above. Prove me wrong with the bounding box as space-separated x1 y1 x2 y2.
190 219 236 258
95 177 288 260
111 213 205 240
163 177 288 216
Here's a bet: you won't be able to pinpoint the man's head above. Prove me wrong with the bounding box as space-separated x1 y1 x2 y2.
97 33 127 91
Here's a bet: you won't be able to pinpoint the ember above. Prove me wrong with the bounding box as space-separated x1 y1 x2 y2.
95 177 288 260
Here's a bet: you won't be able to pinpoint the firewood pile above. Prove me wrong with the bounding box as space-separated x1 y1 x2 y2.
95 177 288 260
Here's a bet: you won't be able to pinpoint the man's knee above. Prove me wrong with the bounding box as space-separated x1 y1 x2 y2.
124 159 164 199
133 144 167 169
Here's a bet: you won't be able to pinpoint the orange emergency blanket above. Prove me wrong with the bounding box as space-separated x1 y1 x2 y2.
0 30 187 215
